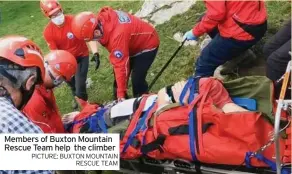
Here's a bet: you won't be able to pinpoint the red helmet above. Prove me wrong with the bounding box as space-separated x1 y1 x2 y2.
44 50 77 81
40 0 62 17
71 11 98 41
0 35 45 83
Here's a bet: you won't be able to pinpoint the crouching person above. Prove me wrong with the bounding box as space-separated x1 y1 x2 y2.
183 1 267 77
22 50 87 174
23 50 77 133
263 19 291 99
0 35 52 174
71 7 160 101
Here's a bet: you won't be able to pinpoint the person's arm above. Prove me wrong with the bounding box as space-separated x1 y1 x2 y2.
43 28 58 50
87 41 99 54
88 41 101 70
192 1 226 37
109 34 130 100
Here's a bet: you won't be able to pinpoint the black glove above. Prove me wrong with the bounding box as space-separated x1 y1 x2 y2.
91 52 100 70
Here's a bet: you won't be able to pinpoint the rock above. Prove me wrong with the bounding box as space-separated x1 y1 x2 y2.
135 1 174 18
86 78 93 88
173 32 197 46
135 0 196 26
150 1 196 26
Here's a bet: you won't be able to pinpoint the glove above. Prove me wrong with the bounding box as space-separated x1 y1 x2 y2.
91 52 100 70
183 30 198 41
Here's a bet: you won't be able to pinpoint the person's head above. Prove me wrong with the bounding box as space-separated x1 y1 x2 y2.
71 11 103 41
40 0 65 26
44 50 77 89
0 35 45 109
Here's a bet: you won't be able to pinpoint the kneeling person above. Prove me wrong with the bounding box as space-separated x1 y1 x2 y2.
23 50 77 133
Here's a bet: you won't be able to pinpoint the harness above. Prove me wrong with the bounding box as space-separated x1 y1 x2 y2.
65 108 108 133
121 76 201 159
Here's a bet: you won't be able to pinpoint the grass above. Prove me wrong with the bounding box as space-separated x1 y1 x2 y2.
0 1 290 173
0 1 290 114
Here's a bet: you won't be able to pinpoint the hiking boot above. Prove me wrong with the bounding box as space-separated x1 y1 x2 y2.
216 49 257 75
238 49 257 67
213 65 229 81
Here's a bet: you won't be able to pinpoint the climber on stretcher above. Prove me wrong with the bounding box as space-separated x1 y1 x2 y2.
63 76 291 173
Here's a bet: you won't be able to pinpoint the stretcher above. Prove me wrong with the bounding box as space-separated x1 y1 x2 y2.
66 70 291 174
117 63 292 174
117 104 291 174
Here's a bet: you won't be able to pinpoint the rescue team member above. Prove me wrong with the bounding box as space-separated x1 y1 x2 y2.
263 19 291 99
0 35 52 174
23 50 77 133
71 7 160 101
40 0 100 109
183 1 267 77
22 50 85 174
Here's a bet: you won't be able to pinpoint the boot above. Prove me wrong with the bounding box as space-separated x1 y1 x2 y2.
213 49 257 80
237 49 257 67
75 96 89 110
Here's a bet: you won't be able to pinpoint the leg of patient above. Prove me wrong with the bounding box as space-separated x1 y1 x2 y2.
200 78 248 113
105 95 158 126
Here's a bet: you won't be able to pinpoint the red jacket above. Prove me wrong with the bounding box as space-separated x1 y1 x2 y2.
43 15 89 58
193 0 267 41
97 7 160 98
22 85 65 133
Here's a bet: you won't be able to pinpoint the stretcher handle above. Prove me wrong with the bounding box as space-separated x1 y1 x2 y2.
148 39 187 91
274 60 291 174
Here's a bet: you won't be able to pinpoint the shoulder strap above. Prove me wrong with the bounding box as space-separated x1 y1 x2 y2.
121 95 153 153
179 76 201 105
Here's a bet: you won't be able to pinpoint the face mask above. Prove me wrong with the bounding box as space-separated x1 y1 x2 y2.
51 13 65 26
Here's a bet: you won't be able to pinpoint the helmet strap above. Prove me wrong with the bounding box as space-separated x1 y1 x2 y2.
0 86 14 105
97 20 103 36
17 75 36 110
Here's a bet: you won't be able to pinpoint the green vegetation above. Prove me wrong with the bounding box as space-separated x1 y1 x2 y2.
0 1 290 116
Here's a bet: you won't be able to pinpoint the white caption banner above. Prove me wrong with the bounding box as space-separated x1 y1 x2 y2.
0 134 120 170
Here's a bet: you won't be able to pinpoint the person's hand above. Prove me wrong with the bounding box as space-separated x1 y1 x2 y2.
183 30 198 41
91 52 100 70
62 111 80 124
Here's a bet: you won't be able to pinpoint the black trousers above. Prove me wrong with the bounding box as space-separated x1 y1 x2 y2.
113 48 158 99
264 19 291 81
263 19 291 99
67 56 89 101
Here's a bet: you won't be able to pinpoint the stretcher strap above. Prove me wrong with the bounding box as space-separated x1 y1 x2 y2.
141 134 166 154
64 115 92 132
184 77 200 161
179 77 194 105
89 108 108 133
245 152 291 174
122 101 156 153
141 105 157 148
